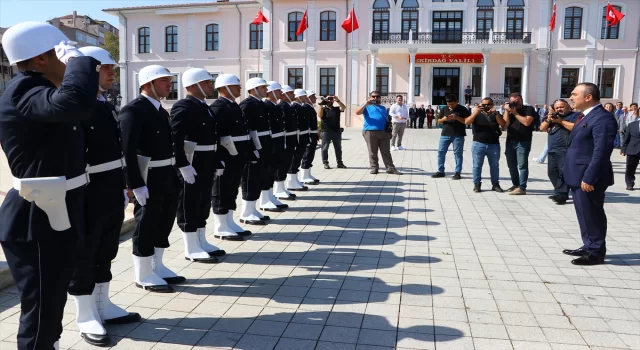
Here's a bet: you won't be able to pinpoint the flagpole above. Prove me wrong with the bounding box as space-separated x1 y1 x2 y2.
599 26 609 93
304 7 308 89
347 4 353 126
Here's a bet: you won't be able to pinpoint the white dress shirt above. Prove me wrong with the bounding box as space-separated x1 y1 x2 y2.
389 103 409 124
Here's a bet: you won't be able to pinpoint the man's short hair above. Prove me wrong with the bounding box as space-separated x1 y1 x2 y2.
576 82 601 101
509 92 522 99
445 94 458 103
369 90 380 96
396 95 403 99
15 49 55 70
481 97 494 105
631 103 638 108
553 99 570 107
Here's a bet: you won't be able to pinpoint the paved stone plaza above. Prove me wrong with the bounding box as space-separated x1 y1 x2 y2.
0 129 638 349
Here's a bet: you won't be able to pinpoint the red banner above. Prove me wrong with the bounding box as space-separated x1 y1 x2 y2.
413 53 484 64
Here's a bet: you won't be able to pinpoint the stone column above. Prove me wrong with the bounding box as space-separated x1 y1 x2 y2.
261 0 273 81
408 49 417 105
522 49 532 105
481 48 491 98
370 49 378 93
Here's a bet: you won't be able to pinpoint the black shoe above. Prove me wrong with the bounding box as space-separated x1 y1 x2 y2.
554 197 567 205
492 184 504 193
277 194 297 201
239 218 267 225
548 195 559 199
562 248 586 257
103 312 141 325
214 234 245 241
163 276 186 284
506 186 518 192
337 162 347 169
276 204 289 209
571 254 605 266
135 283 174 293
324 163 331 169
452 173 461 180
370 168 378 174
208 249 227 257
473 183 481 193
259 215 271 221
431 172 445 178
627 185 635 191
236 230 252 237
185 256 219 263
81 332 111 346
262 207 285 212
289 186 308 191
387 168 403 175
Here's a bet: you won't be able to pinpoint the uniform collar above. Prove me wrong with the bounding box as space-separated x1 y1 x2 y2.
220 96 236 104
141 93 161 111
187 94 206 104
264 99 276 105
250 95 262 102
97 94 107 102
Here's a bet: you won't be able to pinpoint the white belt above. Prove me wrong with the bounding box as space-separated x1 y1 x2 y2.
194 145 216 151
13 172 89 192
298 130 309 135
256 131 271 137
271 132 284 138
285 131 297 136
148 157 176 168
231 135 250 142
87 157 126 174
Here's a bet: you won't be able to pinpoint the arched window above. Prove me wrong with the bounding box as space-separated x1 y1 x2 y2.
138 27 150 53
401 0 419 41
476 0 494 40
601 5 621 39
506 0 524 40
288 12 304 42
563 7 582 40
401 0 419 7
249 23 263 49
320 11 337 41
477 0 494 6
506 0 524 6
165 25 178 52
205 24 219 51
373 0 390 8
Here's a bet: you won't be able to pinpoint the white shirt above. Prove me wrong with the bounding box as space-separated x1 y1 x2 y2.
141 93 161 111
389 103 409 124
580 105 597 120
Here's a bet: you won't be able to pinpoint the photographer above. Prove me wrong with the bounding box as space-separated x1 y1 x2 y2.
317 95 347 169
432 94 470 179
465 98 506 193
503 92 537 195
540 99 578 204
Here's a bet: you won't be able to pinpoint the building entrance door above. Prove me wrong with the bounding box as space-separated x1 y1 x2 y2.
432 67 460 106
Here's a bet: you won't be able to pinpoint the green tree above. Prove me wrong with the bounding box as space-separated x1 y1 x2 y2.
102 31 120 83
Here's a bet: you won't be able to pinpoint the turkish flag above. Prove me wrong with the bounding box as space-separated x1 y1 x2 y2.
549 3 556 31
296 10 308 37
605 4 625 27
252 10 269 25
342 8 360 33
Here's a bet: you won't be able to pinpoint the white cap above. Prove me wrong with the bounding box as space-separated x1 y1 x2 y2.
182 68 212 88
78 46 117 65
281 85 294 93
306 90 316 97
246 77 268 91
2 21 70 64
266 81 282 93
138 65 173 87
215 73 241 89
294 89 307 98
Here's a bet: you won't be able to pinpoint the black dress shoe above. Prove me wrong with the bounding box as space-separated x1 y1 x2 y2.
337 162 347 169
627 185 635 191
163 276 186 284
262 207 285 212
370 168 378 174
506 186 518 192
452 172 462 180
239 219 267 225
208 249 226 257
185 256 219 263
387 168 403 175
276 204 289 209
277 194 297 201
236 231 252 237
81 332 110 346
549 195 560 200
214 234 244 241
562 248 586 256
103 312 141 325
492 184 504 193
289 186 308 191
473 183 481 193
431 172 445 178
554 198 567 205
324 163 331 169
571 255 605 266
135 283 173 293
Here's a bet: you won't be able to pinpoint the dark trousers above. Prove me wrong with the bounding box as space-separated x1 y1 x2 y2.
276 136 296 181
212 160 244 214
418 117 425 128
362 130 395 170
571 184 608 258
265 137 285 190
2 236 75 350
321 130 342 164
132 168 179 257
626 154 639 186
465 95 472 105
409 118 417 128
301 134 318 169
547 151 569 199
505 141 532 190
177 153 215 233
241 160 262 201
289 143 306 174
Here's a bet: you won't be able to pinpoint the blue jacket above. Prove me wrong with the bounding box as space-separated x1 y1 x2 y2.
622 119 640 156
563 104 617 188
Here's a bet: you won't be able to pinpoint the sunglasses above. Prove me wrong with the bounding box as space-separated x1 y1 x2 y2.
370 95 381 98
481 104 493 108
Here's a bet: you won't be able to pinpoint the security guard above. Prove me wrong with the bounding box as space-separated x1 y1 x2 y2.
0 22 98 350
170 68 225 263
119 64 185 293
259 81 289 211
300 90 320 184
210 74 254 240
67 46 140 346
287 89 311 191
274 85 299 199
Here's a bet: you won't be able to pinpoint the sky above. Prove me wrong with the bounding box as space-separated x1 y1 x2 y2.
0 0 215 28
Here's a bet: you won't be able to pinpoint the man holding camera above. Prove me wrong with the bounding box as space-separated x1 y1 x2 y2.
540 99 578 204
317 95 346 169
465 98 506 193
432 94 470 180
503 92 537 195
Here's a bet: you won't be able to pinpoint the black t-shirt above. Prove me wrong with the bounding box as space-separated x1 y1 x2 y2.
440 104 470 137
506 105 537 142
473 111 501 144
321 106 341 131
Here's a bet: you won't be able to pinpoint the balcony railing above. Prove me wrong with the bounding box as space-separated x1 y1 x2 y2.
379 92 407 106
372 31 532 45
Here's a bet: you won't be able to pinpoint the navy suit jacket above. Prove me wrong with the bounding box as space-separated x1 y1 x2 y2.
622 119 640 156
563 104 617 188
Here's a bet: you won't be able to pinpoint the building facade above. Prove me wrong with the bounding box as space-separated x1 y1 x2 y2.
0 28 17 96
104 0 640 127
48 11 119 47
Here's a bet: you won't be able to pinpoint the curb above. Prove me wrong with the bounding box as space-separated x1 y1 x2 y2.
0 217 136 290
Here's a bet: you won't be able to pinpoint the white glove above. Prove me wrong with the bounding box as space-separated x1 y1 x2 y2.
216 169 224 176
54 40 84 65
253 150 260 159
132 186 149 207
123 189 129 210
179 165 198 184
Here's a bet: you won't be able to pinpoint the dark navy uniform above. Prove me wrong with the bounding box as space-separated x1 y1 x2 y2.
0 57 99 350
301 103 319 170
239 96 271 201
119 95 179 258
289 102 310 175
68 97 126 296
264 99 286 190
277 100 298 182
170 95 223 232
210 97 252 214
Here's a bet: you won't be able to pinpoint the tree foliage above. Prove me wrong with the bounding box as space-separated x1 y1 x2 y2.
102 31 120 83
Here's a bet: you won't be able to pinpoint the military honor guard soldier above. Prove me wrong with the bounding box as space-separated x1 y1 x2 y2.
119 64 185 293
67 46 140 346
273 85 299 200
170 68 226 263
210 74 254 240
0 22 99 350
286 89 312 191
299 90 321 184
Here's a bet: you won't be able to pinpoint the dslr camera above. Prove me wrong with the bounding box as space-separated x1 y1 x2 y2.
508 101 518 109
318 96 330 106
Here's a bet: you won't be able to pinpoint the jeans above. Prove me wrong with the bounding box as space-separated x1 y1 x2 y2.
437 136 465 173
536 143 548 163
471 141 500 185
505 140 532 190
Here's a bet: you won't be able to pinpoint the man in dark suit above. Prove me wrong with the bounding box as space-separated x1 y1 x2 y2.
409 105 418 128
417 104 427 128
621 117 640 190
563 83 617 265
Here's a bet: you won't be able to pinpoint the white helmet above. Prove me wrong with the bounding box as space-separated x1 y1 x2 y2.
294 89 307 98
138 65 173 87
266 81 282 93
246 77 268 91
214 73 241 89
306 90 316 97
281 85 294 93
2 21 70 64
78 46 117 65
182 68 212 88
